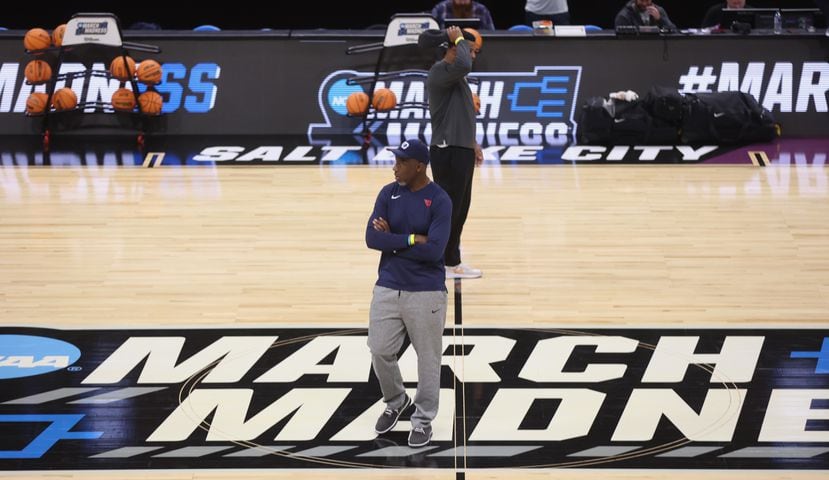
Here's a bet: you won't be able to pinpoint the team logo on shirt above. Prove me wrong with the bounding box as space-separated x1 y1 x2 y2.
424 199 432 207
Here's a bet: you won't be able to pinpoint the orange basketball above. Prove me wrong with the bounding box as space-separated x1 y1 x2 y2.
111 88 136 111
346 91 369 116
138 91 163 115
136 60 162 84
110 56 136 81
24 60 52 84
472 93 481 114
52 87 77 111
463 27 483 51
52 24 66 47
371 88 397 112
25 92 49 114
24 28 51 51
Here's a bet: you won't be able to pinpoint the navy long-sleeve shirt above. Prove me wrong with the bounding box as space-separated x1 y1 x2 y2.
365 181 452 292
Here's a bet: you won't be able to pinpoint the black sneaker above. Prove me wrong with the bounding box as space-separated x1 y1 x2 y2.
408 425 432 447
374 394 411 434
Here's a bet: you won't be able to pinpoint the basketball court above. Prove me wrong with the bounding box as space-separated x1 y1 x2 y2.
1 9 828 478
1 157 827 479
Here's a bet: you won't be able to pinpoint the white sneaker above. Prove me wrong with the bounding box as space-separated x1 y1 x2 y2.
446 263 482 279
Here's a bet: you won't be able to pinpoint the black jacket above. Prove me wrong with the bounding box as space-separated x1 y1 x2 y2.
614 1 677 30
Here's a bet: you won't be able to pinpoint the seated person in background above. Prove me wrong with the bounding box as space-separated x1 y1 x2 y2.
432 0 496 30
615 0 677 30
525 0 571 26
702 0 754 29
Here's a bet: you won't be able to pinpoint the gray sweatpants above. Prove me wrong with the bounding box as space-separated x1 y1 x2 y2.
368 285 447 428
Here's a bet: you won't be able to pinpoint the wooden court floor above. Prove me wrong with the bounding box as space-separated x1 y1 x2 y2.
1 163 828 479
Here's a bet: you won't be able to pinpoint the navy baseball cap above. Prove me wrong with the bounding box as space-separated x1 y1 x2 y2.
390 139 430 165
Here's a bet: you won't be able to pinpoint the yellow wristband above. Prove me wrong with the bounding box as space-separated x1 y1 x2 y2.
454 36 464 46
408 234 415 246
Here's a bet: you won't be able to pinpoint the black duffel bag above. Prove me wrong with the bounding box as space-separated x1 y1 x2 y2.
578 97 614 144
643 86 687 125
681 92 779 144
579 97 679 145
610 100 678 145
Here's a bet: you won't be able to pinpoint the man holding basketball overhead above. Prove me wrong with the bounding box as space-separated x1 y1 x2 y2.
366 139 451 448
427 25 483 279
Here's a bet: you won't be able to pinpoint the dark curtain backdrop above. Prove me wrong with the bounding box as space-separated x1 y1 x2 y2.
0 1 821 30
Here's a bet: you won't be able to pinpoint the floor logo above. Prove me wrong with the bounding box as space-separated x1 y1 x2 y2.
1 327 827 471
0 335 80 379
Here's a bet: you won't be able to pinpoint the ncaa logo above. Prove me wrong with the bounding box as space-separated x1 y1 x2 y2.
326 78 365 116
309 67 582 152
0 335 80 379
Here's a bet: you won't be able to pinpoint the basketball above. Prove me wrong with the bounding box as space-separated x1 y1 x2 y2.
346 91 369 116
23 28 51 51
24 60 52 84
472 93 481 114
138 91 163 115
25 92 48 114
463 27 483 51
111 88 136 112
52 24 66 47
110 56 136 81
52 87 77 111
371 88 397 112
136 60 163 84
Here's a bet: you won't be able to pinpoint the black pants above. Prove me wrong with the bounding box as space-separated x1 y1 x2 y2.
525 11 571 26
430 145 475 267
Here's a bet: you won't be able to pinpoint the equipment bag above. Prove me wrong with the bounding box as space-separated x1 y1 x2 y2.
578 97 614 144
643 86 687 125
681 92 779 144
579 98 679 145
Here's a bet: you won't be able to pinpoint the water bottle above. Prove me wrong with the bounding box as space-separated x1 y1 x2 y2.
773 10 782 35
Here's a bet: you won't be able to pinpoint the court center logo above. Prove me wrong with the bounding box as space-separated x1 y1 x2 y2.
1 327 828 470
308 66 582 151
0 335 80 379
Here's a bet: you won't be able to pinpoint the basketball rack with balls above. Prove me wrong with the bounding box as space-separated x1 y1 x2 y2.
22 13 163 154
344 13 480 164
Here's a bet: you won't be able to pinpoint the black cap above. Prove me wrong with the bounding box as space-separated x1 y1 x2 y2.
417 29 476 50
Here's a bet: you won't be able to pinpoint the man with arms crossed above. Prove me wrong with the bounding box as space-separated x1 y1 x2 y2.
366 139 451 448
